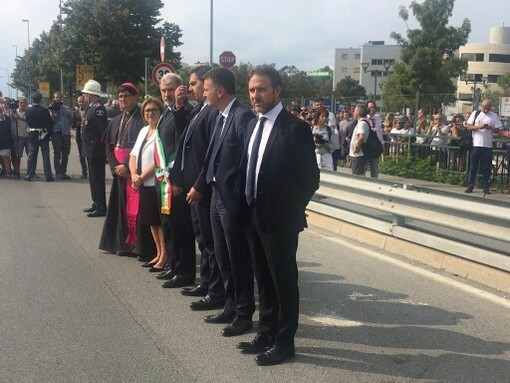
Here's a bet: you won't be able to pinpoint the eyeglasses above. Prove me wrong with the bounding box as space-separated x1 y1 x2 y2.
144 108 160 114
118 94 133 99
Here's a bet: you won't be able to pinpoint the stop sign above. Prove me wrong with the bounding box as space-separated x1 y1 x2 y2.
219 51 236 68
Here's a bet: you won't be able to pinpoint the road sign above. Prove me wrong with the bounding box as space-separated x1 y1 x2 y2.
219 51 236 68
500 97 510 117
38 82 50 98
151 63 176 86
76 65 94 89
160 37 165 63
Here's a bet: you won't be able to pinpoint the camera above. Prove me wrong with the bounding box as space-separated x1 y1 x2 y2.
9 100 19 111
314 133 327 145
49 101 63 112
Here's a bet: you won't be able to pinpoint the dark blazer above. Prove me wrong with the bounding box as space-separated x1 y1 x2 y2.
158 106 189 164
25 104 53 142
196 99 256 214
81 100 108 158
171 102 218 190
241 107 319 234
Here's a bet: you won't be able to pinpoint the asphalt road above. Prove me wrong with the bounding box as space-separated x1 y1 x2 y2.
1 150 509 383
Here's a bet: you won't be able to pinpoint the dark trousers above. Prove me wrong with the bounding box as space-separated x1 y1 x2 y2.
467 146 492 190
161 193 196 278
26 132 52 179
75 128 88 176
51 133 71 175
210 186 254 318
246 205 299 347
86 155 106 211
190 189 224 299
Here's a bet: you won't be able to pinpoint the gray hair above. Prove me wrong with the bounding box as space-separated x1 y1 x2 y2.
160 73 183 87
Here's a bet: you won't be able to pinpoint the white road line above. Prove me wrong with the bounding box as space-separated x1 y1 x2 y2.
308 229 510 309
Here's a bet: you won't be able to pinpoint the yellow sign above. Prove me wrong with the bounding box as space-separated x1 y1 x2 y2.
76 65 94 89
38 82 51 98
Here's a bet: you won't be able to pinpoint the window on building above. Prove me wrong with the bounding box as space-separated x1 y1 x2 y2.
371 59 383 65
461 53 484 62
342 54 348 60
489 54 510 63
354 54 360 60
341 67 348 73
487 75 500 83
354 68 360 74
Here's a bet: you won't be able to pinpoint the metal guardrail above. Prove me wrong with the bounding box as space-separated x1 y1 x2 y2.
309 171 510 273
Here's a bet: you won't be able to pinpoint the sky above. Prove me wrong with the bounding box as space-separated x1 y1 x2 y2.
0 0 507 98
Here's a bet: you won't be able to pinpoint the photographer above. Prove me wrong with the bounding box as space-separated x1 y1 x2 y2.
11 97 30 178
49 91 73 180
312 107 334 171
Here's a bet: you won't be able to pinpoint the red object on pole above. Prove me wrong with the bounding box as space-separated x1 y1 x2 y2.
219 51 236 68
160 37 165 63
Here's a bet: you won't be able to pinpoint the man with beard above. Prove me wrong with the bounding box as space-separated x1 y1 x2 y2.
99 83 154 259
237 65 319 365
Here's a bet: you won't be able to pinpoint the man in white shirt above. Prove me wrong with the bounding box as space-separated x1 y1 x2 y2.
465 99 501 194
349 104 370 175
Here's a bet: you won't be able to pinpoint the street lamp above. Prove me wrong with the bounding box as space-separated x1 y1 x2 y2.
461 74 487 111
22 19 30 49
361 61 392 101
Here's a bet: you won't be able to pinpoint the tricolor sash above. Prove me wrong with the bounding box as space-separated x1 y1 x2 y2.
154 116 175 215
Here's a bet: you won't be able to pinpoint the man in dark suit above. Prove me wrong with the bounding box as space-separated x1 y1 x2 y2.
237 65 319 365
170 65 225 307
81 80 108 217
155 73 196 288
187 67 256 337
25 92 54 182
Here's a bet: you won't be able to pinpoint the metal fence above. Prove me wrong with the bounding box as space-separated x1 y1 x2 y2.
379 134 510 187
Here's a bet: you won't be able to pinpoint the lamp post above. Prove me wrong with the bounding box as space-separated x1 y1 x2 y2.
22 19 30 49
361 61 392 101
461 74 487 111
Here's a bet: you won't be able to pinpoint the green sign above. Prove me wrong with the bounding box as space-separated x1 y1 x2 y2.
308 71 331 77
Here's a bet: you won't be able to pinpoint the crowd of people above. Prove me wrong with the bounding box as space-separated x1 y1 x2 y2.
0 66 320 366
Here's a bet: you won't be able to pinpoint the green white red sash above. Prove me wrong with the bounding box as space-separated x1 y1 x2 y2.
154 116 175 215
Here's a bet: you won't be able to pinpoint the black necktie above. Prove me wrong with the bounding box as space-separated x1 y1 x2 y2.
206 113 225 183
245 117 267 205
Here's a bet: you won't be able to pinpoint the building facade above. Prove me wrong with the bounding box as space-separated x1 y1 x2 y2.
333 48 361 89
457 27 510 113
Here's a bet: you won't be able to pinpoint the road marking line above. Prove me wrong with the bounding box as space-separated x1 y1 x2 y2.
308 229 510 309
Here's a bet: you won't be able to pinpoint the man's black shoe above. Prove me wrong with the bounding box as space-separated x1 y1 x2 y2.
222 316 253 337
483 189 492 195
25 177 32 182
189 295 225 311
87 210 106 217
161 275 194 289
237 334 274 353
137 254 153 262
256 344 296 366
465 187 473 193
203 310 234 324
181 284 207 297
156 269 175 280
46 177 55 182
83 207 95 213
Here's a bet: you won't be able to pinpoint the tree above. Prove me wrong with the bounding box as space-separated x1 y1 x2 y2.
385 0 471 108
497 73 510 95
12 0 183 99
333 76 367 102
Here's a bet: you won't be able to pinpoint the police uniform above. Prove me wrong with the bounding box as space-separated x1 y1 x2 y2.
82 99 108 213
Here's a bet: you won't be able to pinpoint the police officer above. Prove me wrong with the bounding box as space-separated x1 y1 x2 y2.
25 92 54 182
81 80 108 217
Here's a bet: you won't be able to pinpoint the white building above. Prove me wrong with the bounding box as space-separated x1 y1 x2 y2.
359 41 401 101
333 48 361 88
457 26 510 113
